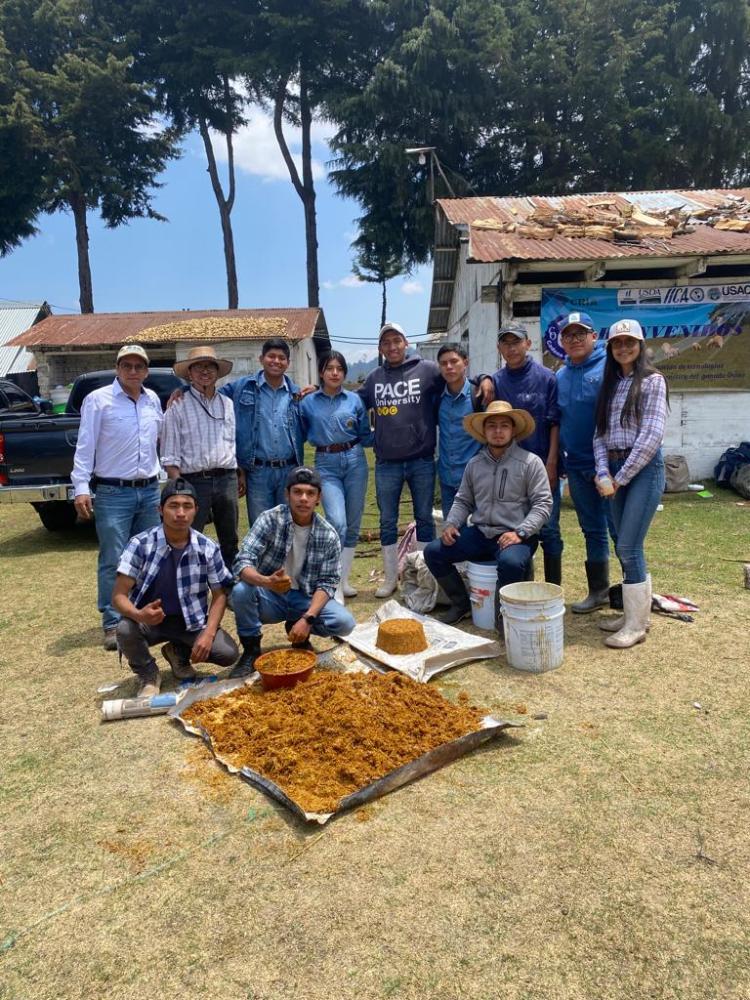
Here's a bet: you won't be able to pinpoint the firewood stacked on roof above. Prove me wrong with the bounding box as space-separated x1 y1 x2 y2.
471 195 750 243
129 315 289 344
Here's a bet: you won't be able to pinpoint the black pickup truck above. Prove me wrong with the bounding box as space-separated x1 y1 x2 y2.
0 369 183 530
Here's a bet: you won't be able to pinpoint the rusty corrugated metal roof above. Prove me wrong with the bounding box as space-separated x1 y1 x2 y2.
9 308 326 348
437 189 750 263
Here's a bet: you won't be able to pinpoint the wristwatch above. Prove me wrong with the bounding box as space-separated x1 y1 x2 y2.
302 613 316 625
516 528 528 540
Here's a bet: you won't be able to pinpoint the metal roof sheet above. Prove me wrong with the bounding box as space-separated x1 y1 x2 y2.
10 308 327 349
437 188 750 263
0 301 48 374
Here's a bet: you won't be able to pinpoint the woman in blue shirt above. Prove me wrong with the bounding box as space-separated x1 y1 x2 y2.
300 351 373 602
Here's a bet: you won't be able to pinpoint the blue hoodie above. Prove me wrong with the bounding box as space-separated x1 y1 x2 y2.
555 340 606 472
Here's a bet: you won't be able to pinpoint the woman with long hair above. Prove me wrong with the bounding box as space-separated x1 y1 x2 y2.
300 351 373 603
593 319 668 648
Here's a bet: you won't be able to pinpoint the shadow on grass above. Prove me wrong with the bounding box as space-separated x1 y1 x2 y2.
2 522 97 559
47 627 106 656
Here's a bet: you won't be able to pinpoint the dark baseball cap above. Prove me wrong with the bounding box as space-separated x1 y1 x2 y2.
498 324 530 341
286 466 322 490
160 477 198 504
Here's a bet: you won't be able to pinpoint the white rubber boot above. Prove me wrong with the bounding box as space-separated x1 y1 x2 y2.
340 547 358 598
375 544 399 598
604 580 650 648
599 574 651 632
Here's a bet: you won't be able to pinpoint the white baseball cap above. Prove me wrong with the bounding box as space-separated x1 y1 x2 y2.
116 344 150 365
607 319 644 341
379 322 407 343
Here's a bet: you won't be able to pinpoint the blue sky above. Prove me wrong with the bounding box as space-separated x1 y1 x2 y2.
0 108 432 361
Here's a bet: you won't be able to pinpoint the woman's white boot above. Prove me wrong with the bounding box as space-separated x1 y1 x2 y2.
599 574 651 633
375 544 399 598
604 580 651 648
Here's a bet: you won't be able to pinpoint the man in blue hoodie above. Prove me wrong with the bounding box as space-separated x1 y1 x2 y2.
359 322 444 597
479 325 562 585
556 312 616 612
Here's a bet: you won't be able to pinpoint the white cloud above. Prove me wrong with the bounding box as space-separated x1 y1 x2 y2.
401 280 425 296
322 274 365 290
210 104 335 184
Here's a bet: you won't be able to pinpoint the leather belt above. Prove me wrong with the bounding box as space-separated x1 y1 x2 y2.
183 468 236 479
316 440 358 454
253 457 296 468
94 476 158 488
607 448 632 461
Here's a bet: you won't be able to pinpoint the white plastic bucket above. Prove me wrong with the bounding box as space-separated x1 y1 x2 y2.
466 561 497 630
498 581 565 673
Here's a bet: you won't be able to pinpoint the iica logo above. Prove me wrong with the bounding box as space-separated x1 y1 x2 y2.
543 316 568 360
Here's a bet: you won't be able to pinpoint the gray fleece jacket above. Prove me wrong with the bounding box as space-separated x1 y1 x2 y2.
446 441 553 539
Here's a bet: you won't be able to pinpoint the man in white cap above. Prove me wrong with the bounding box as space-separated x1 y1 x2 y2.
72 345 163 649
358 322 444 597
161 345 241 569
424 401 552 631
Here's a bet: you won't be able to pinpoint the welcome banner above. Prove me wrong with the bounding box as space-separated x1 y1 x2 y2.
540 284 750 389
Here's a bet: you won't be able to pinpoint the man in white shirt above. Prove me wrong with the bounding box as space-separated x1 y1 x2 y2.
72 345 163 649
161 345 241 569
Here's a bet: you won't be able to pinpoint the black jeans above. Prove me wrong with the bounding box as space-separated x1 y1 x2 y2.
183 470 239 569
117 615 238 677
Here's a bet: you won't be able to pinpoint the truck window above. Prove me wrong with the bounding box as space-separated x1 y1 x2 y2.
2 384 36 413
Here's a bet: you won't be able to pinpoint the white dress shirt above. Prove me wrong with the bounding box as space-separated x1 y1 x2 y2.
71 379 163 496
160 386 236 473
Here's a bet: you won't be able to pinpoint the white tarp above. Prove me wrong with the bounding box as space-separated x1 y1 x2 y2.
345 600 502 682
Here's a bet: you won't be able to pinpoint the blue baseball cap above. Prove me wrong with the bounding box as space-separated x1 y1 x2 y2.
559 312 595 334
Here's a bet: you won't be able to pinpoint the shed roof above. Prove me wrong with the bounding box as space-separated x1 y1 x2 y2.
438 189 750 263
0 301 49 374
10 307 328 349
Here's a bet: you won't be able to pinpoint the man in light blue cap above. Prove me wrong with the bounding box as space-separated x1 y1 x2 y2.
556 312 617 612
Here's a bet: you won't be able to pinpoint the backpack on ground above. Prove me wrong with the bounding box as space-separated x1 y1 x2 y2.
730 463 750 500
714 441 750 485
664 454 690 492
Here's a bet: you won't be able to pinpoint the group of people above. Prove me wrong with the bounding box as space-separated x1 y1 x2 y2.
71 312 667 697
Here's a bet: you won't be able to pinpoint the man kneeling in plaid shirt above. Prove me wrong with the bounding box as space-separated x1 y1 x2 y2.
230 466 355 677
113 478 238 697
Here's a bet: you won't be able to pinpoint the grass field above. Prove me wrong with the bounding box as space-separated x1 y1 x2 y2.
1 481 749 1000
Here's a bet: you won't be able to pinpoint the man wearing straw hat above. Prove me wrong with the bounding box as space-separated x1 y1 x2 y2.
161 346 241 569
424 401 552 631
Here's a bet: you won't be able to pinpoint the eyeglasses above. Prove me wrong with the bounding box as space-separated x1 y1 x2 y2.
118 362 148 372
560 330 592 342
190 362 219 372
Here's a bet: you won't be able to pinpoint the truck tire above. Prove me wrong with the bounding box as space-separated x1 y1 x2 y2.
33 501 78 532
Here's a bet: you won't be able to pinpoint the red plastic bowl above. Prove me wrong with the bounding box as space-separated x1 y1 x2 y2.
255 649 317 690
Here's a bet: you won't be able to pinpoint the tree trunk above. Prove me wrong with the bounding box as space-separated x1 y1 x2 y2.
70 191 94 313
381 279 387 327
273 68 320 308
198 110 239 310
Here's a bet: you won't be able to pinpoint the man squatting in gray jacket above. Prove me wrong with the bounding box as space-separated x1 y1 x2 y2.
424 400 553 634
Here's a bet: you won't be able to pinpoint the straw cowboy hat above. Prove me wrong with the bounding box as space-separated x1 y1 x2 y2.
173 345 233 380
463 400 536 444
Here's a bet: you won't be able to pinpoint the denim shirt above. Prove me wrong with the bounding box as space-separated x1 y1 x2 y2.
438 380 482 488
220 371 304 470
300 388 374 448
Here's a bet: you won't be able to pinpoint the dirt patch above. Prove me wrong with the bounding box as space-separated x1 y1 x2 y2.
182 671 483 813
98 836 157 873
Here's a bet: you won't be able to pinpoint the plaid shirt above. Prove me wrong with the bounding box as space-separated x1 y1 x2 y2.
234 504 341 598
593 372 667 485
117 526 233 631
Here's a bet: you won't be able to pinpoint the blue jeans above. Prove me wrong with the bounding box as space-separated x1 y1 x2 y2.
567 467 617 563
94 482 160 630
424 525 538 588
375 456 436 546
539 483 563 557
244 463 292 524
440 481 459 520
609 452 665 583
316 447 368 548
232 582 355 638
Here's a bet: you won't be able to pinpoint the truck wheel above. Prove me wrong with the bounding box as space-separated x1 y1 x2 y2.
33 501 78 532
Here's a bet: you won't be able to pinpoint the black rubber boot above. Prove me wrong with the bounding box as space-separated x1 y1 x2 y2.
543 553 562 586
284 620 314 651
494 587 504 642
571 560 610 613
229 634 262 678
434 571 472 625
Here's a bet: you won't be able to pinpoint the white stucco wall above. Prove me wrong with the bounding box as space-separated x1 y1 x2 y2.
173 339 315 389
